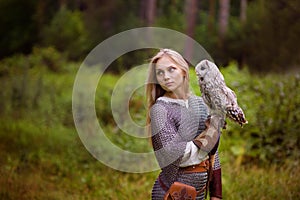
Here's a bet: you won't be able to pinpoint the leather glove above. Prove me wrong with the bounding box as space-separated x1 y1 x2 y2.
193 115 223 152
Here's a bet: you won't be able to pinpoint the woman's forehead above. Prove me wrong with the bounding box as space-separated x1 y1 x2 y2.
156 56 177 69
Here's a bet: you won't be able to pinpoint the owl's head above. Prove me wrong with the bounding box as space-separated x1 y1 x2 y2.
195 59 224 83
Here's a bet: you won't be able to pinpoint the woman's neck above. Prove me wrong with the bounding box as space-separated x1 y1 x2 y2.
164 91 189 100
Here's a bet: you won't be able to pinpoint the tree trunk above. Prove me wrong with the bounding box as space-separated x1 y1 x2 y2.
218 0 230 39
208 0 216 34
146 0 156 26
240 0 247 23
184 0 198 61
139 0 157 45
140 0 156 26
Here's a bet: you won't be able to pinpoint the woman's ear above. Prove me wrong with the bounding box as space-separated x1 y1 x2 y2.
181 69 186 77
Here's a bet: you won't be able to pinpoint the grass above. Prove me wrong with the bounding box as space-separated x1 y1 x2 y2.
1 118 299 200
0 117 158 199
221 151 300 199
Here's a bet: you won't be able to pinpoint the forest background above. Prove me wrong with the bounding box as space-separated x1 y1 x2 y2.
0 0 299 199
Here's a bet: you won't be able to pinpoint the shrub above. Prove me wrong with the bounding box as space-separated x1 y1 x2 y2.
30 46 66 72
217 63 300 165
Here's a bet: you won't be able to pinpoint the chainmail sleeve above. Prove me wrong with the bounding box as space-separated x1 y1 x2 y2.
150 103 187 170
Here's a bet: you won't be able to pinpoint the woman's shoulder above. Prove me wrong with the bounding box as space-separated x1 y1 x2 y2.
149 100 167 116
189 94 206 106
189 94 209 115
150 100 165 111
150 97 186 118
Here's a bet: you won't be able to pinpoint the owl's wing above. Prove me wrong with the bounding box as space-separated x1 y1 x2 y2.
221 86 248 126
222 85 238 107
202 90 213 109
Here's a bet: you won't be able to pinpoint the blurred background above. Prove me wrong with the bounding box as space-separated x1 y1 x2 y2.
0 0 299 199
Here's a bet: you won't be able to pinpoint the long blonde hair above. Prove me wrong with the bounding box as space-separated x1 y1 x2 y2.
145 48 190 135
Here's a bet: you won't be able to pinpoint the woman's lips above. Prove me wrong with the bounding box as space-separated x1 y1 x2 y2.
165 82 173 87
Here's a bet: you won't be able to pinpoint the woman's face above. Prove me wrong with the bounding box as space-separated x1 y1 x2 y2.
155 55 186 98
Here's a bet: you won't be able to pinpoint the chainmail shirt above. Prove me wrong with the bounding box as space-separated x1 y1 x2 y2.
150 95 221 199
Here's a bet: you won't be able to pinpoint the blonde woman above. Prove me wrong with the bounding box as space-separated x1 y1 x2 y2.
146 49 222 200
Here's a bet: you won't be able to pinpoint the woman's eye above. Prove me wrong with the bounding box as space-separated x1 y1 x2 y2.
169 67 176 72
156 71 163 76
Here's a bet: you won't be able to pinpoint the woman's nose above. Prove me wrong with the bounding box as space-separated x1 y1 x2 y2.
164 72 170 80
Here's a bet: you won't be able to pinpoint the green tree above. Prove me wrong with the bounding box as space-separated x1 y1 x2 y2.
41 6 89 60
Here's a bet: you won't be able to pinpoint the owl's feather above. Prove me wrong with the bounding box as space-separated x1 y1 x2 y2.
195 60 248 127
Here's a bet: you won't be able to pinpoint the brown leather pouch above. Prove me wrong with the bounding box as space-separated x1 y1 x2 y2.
164 182 197 200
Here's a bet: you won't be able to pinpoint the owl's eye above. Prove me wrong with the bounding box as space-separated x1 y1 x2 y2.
201 66 205 70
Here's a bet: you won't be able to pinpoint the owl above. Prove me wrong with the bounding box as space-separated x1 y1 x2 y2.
195 60 248 127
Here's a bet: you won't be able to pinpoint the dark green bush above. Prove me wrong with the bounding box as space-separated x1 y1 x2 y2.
218 64 300 165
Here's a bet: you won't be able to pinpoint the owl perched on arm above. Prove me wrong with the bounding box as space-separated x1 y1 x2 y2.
195 60 248 127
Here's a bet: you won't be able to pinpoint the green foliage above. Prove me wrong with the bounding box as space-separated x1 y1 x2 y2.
30 46 66 72
106 49 156 73
155 0 185 32
246 73 300 163
219 63 300 165
94 66 150 153
194 11 219 57
96 73 119 125
0 46 67 74
42 6 89 60
0 52 75 125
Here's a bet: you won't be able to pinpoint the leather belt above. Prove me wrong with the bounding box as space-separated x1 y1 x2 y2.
180 159 209 173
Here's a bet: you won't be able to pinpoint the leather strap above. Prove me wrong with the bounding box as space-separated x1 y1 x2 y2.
180 159 209 173
158 175 169 192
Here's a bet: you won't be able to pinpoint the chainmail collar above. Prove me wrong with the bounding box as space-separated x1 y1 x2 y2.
157 96 190 108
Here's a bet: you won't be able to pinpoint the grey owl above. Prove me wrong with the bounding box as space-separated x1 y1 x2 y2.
195 60 248 127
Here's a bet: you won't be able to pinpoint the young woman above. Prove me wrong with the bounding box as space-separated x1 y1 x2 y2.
146 49 222 200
